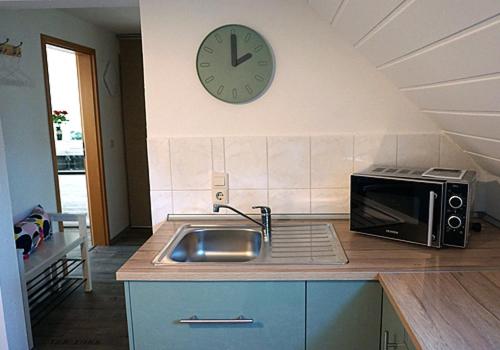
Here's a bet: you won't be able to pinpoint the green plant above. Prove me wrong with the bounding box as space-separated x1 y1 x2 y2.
52 110 68 125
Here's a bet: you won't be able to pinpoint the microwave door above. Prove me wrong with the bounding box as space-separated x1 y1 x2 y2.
350 176 444 247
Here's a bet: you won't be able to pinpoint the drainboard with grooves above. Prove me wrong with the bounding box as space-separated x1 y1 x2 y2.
270 224 348 264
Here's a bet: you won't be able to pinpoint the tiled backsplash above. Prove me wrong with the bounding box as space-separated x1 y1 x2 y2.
148 133 476 229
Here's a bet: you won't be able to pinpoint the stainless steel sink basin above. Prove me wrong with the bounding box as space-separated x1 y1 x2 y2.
153 224 348 265
169 227 262 262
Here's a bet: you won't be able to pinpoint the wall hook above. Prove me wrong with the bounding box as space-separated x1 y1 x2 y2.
13 41 23 49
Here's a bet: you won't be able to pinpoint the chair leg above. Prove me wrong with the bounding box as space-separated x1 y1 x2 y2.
78 215 92 292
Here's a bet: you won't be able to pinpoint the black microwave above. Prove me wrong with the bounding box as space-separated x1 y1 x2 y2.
350 167 476 248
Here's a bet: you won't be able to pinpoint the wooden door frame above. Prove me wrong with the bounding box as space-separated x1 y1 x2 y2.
41 34 110 245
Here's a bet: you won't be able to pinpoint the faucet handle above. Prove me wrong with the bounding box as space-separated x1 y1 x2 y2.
252 206 271 214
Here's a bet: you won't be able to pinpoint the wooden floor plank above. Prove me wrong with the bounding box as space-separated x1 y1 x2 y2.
33 228 149 350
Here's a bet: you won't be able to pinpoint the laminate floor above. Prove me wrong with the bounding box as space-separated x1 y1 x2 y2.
32 228 151 350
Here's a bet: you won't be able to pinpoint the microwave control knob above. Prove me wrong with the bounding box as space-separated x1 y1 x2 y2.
448 216 462 229
449 195 463 209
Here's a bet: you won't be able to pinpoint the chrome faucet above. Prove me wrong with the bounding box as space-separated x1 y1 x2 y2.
213 204 272 243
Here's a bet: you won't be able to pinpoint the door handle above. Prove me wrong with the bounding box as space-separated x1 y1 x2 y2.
427 191 437 247
178 315 253 324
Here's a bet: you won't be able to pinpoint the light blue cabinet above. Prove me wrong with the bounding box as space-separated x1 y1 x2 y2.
124 280 390 350
125 281 305 350
381 292 417 350
306 281 382 350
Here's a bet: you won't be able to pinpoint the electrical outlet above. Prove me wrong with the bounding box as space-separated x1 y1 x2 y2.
212 188 228 204
212 172 229 205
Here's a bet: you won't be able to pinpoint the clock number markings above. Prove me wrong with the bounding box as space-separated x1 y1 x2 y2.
245 84 253 95
214 33 223 43
254 45 263 53
203 46 214 54
258 61 268 66
254 74 264 82
199 62 210 68
204 75 215 84
232 88 238 99
217 85 224 95
244 33 252 42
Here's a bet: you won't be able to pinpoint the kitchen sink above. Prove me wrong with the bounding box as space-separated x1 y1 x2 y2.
169 227 262 262
152 224 348 265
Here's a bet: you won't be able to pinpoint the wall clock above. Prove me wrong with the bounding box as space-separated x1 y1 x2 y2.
196 24 274 104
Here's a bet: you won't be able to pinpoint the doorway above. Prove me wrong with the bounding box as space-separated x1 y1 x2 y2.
41 34 110 246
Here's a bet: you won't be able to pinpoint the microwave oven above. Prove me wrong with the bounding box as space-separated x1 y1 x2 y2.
350 166 476 248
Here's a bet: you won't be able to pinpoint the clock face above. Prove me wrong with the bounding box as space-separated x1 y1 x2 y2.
196 24 274 104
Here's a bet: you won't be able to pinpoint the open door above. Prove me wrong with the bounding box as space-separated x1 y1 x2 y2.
41 34 110 246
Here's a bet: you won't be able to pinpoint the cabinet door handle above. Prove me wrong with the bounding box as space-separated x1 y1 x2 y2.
178 315 254 324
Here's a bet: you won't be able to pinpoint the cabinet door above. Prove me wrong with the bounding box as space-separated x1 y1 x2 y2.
306 281 382 350
126 281 305 350
381 292 416 350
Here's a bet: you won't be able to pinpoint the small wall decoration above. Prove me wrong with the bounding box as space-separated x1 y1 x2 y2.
0 37 32 87
103 60 120 97
0 38 23 57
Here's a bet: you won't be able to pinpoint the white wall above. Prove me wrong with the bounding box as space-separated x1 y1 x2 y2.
0 9 129 238
139 0 455 227
140 0 438 137
0 119 28 350
0 288 8 350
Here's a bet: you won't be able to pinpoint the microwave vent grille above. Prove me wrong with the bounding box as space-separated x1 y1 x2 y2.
364 167 426 177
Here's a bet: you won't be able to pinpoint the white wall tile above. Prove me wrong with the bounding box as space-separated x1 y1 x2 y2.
311 135 353 188
311 188 349 213
397 134 439 168
269 189 310 214
354 134 397 172
228 189 268 213
172 190 212 214
147 138 171 190
225 137 267 189
439 134 477 170
268 137 310 189
150 191 172 232
211 137 225 172
170 137 212 190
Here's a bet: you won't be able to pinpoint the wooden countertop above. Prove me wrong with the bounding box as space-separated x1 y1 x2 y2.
379 271 500 350
116 219 500 281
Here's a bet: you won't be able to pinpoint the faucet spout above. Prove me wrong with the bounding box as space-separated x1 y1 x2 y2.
213 204 272 243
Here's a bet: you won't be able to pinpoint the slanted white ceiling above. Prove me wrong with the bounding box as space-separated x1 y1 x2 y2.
308 0 500 176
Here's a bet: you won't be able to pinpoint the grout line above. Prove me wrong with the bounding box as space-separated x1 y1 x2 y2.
354 0 415 48
330 0 348 26
222 137 226 173
351 134 355 175
464 151 500 163
210 138 215 172
400 72 500 91
168 138 174 214
443 130 500 144
422 109 500 117
378 13 500 70
395 135 399 167
309 136 312 214
266 137 270 206
438 133 442 167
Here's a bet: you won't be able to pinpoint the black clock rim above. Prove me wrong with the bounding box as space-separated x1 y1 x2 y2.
196 23 274 104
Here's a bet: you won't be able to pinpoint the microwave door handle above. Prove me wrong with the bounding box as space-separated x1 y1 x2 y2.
427 191 437 247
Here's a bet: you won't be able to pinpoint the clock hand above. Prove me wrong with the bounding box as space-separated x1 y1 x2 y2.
236 53 253 66
230 34 237 67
